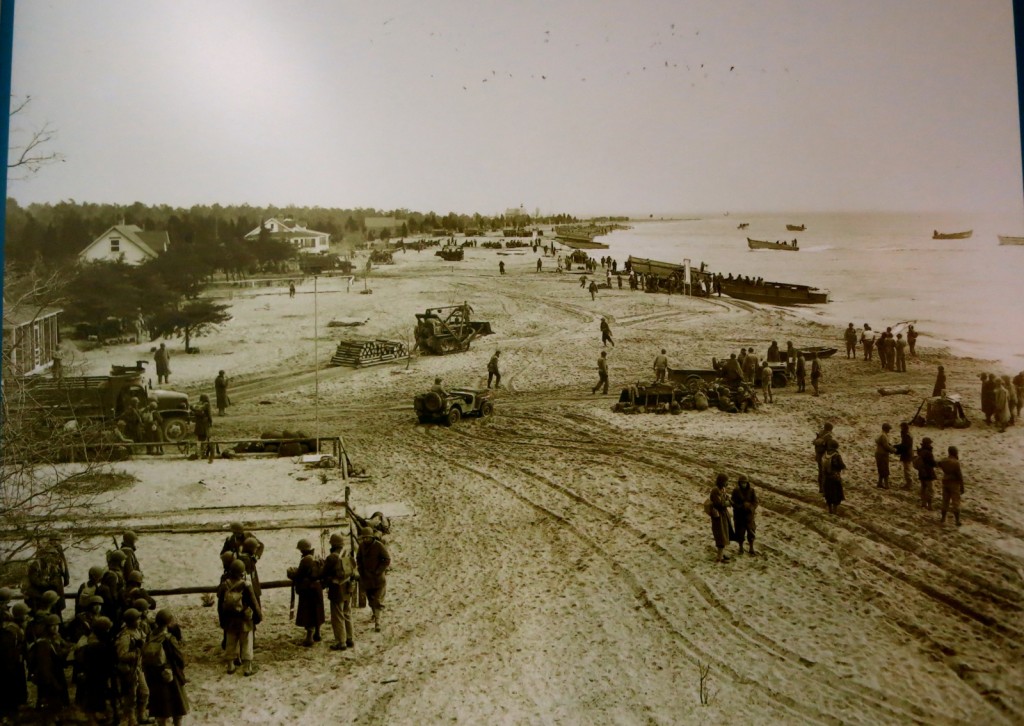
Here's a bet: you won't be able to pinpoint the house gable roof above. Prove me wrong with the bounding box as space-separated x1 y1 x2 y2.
244 218 330 240
78 224 167 260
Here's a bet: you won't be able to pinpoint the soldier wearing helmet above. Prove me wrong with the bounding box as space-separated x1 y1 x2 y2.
238 537 263 603
118 530 141 574
27 612 72 715
218 558 262 676
2 602 30 717
324 532 357 651
123 571 157 613
221 522 264 560
143 608 189 721
25 537 70 614
115 608 152 725
75 566 106 616
357 525 391 633
78 616 118 720
287 538 325 647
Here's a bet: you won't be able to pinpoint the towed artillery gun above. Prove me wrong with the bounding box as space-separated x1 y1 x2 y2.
413 302 493 355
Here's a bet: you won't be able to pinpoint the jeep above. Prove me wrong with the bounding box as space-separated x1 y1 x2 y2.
413 387 494 425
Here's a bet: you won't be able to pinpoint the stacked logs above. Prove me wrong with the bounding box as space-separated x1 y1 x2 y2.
329 337 409 368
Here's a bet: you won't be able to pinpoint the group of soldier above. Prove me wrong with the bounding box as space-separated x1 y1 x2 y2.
0 511 393 725
846 322 915 370
1 532 188 725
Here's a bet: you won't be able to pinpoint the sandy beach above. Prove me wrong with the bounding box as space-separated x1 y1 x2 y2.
47 241 1024 724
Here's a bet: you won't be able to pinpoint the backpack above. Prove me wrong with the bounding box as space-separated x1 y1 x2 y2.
912 454 923 473
141 635 167 668
703 497 713 516
822 452 838 475
309 556 325 580
223 581 245 613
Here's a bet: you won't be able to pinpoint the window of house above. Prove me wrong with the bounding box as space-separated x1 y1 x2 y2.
110 238 121 252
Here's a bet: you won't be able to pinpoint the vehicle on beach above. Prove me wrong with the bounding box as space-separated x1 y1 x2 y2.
414 387 494 425
932 229 972 239
413 303 493 355
436 247 464 261
997 235 1024 246
747 237 799 251
780 346 838 362
786 224 806 231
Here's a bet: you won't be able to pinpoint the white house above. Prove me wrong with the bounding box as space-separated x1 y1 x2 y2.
244 217 331 254
78 224 169 265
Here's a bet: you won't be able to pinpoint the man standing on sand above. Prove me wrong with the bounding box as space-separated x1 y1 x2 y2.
759 361 773 404
894 334 907 372
994 377 1010 433
536 258 542 272
287 539 325 647
653 349 669 383
289 281 296 298
154 343 171 385
981 372 995 424
708 474 734 563
821 439 846 515
897 422 914 489
323 534 356 651
810 353 822 396
932 365 946 398
937 446 964 526
860 324 876 361
600 317 614 347
916 437 937 509
215 370 230 416
813 422 835 494
874 423 896 489
795 353 806 392
844 323 858 359
907 325 919 357
357 527 391 633
592 351 609 395
731 475 758 556
589 280 599 300
742 352 758 385
487 351 501 389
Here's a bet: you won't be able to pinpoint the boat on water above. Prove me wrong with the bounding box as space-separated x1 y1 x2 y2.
737 223 749 230
786 224 806 231
998 235 1024 246
719 277 829 305
626 256 697 278
555 232 610 250
747 237 799 251
932 229 972 239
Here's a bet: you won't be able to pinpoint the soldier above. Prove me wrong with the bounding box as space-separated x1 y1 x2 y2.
731 475 758 555
844 323 858 358
357 527 391 632
142 609 190 724
0 586 14 622
599 317 614 347
874 423 896 489
759 361 773 404
487 351 501 389
821 439 847 515
937 446 965 526
916 437 938 510
124 571 157 612
215 370 230 416
894 333 908 372
933 365 947 398
860 324 876 360
238 537 263 604
592 351 609 395
907 325 919 356
27 613 71 718
742 353 757 385
653 349 669 383
78 616 118 723
115 608 152 725
217 559 261 676
120 530 142 574
221 523 264 560
810 353 822 396
25 537 70 615
324 533 357 651
795 353 806 392
287 539 325 647
813 422 835 494
154 343 171 384
0 600 29 721
897 422 915 490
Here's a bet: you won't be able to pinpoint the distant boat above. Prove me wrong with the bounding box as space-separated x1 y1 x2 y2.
786 224 806 231
737 223 749 230
748 237 799 252
932 229 972 239
998 235 1024 246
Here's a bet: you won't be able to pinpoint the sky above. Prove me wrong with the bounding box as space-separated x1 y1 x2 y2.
6 0 1023 217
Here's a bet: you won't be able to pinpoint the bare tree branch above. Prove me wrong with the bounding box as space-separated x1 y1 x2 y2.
7 95 65 179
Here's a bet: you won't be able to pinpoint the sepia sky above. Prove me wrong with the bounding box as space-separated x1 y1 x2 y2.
6 0 1022 216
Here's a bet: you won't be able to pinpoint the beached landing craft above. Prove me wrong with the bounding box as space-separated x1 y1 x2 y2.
719 277 829 305
932 229 973 239
786 223 806 231
997 235 1024 246
747 237 799 251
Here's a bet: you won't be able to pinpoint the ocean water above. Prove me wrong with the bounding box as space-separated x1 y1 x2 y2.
597 212 1024 371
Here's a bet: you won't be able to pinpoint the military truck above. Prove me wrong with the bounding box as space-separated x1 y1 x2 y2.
414 387 494 425
14 362 193 442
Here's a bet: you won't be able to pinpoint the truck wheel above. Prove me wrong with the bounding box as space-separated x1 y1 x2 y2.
685 375 703 394
161 417 189 442
480 401 494 417
447 407 462 425
772 371 788 388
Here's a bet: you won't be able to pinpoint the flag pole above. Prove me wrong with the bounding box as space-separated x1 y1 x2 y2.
314 274 320 453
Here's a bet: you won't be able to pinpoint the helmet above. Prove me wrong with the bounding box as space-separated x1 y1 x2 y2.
133 598 151 612
45 613 62 626
108 550 127 564
229 559 247 576
921 437 933 447
92 616 113 633
41 590 61 606
329 534 345 547
11 603 30 619
88 595 105 606
737 474 749 484
155 608 175 627
0 587 15 601
360 527 375 538
88 565 105 581
242 537 260 553
126 570 144 584
220 552 236 564
296 538 313 551
122 531 138 544
230 522 245 535
122 608 141 624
